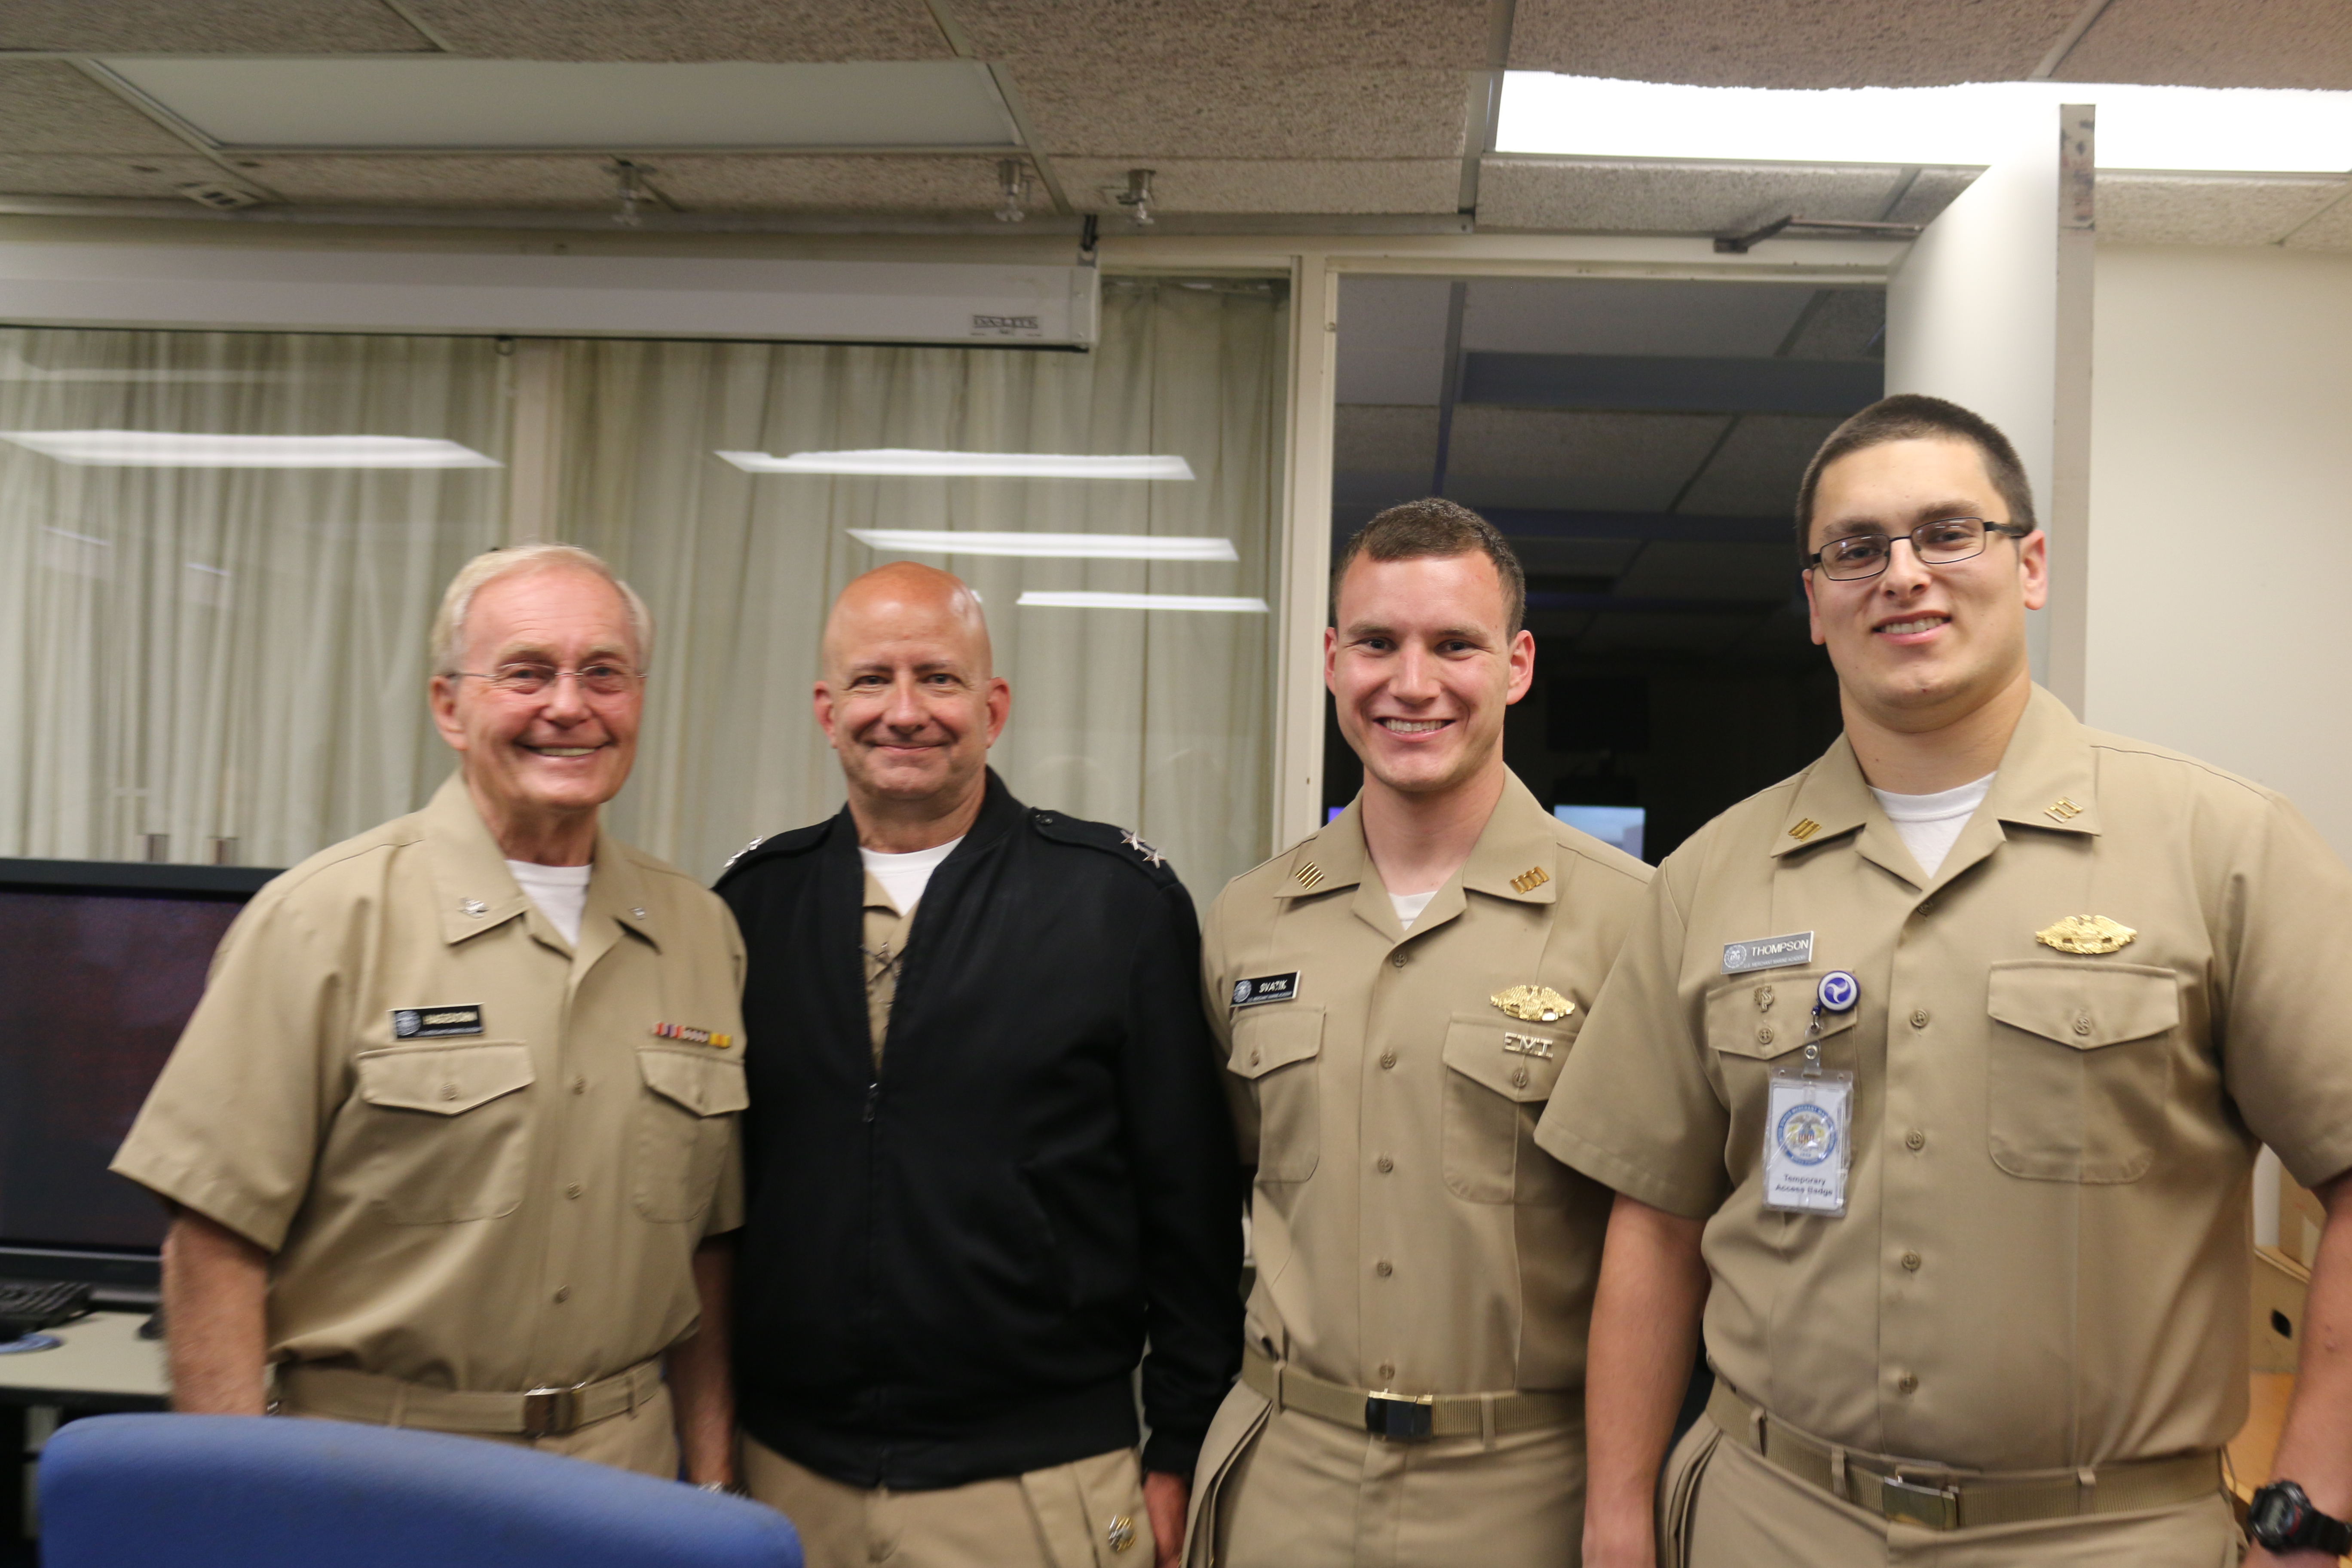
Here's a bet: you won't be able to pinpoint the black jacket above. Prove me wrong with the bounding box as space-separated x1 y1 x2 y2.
715 773 1241 1489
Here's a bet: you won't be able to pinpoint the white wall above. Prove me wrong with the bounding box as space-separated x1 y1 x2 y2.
2085 245 2352 859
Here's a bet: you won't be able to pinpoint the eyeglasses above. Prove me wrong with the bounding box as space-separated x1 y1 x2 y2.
1805 518 2031 581
450 661 645 697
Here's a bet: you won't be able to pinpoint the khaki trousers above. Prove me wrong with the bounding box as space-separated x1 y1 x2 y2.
1191 1381 1585 1568
1665 1417 2243 1568
278 1378 681 1480
740 1434 1154 1568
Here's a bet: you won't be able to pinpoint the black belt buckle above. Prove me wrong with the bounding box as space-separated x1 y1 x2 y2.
1364 1391 1435 1442
520 1383 586 1438
1880 1474 1961 1530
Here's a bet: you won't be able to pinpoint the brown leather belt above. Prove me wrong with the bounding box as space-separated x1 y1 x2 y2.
1707 1381 2222 1531
278 1359 662 1439
1241 1343 1575 1443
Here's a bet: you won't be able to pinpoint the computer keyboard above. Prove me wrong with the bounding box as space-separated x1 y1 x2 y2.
0 1278 93 1340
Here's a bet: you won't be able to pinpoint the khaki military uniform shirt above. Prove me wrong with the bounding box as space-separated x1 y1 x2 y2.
1539 686 2352 1470
1203 774 1651 1398
114 772 748 1394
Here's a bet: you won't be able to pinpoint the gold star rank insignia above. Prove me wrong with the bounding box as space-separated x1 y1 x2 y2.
1492 984 1577 1023
2034 914 2137 955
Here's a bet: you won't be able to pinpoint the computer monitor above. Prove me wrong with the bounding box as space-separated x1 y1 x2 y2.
0 858 274 1302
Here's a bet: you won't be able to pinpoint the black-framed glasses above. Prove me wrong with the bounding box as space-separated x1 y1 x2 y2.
451 661 644 698
1805 518 2030 581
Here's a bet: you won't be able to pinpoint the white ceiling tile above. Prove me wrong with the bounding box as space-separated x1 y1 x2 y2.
1507 0 2082 87
0 0 431 52
2283 191 2352 251
1011 66 1472 159
227 155 618 207
1058 157 1459 214
399 0 951 61
1333 404 1440 476
1883 167 1978 225
0 154 235 199
955 0 1491 70
1479 157 1907 233
1674 413 1846 516
0 63 192 156
1337 276 1453 405
1446 408 1729 512
655 155 1009 211
1461 277 1816 356
1780 289 1886 360
2098 172 2349 247
2055 0 2352 90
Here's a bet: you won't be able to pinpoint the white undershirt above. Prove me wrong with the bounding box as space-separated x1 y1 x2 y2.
859 837 964 914
506 859 591 947
1389 889 1438 932
1868 772 1995 880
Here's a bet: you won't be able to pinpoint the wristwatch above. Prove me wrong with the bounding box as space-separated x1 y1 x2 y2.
2248 1481 2352 1556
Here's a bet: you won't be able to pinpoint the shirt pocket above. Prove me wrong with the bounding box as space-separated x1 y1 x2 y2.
1440 1011 1576 1204
351 1041 535 1225
1227 1007 1325 1182
632 1046 750 1222
1703 977 1858 1175
1985 960 2180 1183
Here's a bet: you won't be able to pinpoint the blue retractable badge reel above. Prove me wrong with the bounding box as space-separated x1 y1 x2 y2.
1817 971 1858 1013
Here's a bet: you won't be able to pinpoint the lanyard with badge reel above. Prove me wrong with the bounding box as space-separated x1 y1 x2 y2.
1763 970 1858 1217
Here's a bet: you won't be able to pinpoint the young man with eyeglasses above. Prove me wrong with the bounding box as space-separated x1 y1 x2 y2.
1543 395 2352 1566
116 543 746 1483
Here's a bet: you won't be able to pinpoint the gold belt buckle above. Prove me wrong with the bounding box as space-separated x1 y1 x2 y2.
1880 1474 1961 1530
520 1382 588 1437
1364 1390 1435 1442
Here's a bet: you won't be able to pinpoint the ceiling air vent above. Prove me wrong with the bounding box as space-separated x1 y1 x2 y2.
175 181 263 211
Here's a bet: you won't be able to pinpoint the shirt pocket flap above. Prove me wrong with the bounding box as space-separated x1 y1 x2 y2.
1228 1008 1325 1080
1987 961 2180 1050
357 1042 534 1115
1705 974 1856 1060
638 1047 751 1116
1442 1014 1569 1102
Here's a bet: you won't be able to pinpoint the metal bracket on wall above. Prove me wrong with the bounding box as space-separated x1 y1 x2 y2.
1715 215 1924 254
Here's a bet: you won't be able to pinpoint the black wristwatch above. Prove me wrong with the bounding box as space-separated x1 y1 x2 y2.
2248 1481 2352 1556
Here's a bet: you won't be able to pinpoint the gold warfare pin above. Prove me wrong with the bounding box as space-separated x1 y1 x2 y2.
1492 984 1576 1023
2034 914 2137 955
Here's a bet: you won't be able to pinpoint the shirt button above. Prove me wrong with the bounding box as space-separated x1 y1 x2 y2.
1375 1155 1394 1173
1896 1372 1918 1394
571 1077 588 1095
1248 1048 1261 1066
1905 1128 1926 1151
1755 1026 1775 1047
1901 1251 1921 1272
1377 1362 1396 1381
566 1183 583 1199
1917 898 1937 916
1511 1066 1530 1088
440 1083 459 1100
2073 1013 2093 1035
1390 954 1408 968
1379 1052 1397 1070
1375 1259 1393 1278
1909 1008 1930 1029
553 1286 571 1304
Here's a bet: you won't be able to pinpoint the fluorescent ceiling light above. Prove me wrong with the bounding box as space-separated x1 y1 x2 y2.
0 431 501 468
95 59 1018 150
1017 591 1270 613
1498 73 2352 173
719 449 1195 480
849 528 1236 561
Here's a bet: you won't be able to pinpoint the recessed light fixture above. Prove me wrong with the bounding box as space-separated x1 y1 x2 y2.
850 528 1236 561
92 59 1019 152
718 449 1195 480
1497 74 2352 174
0 431 502 468
1017 591 1269 613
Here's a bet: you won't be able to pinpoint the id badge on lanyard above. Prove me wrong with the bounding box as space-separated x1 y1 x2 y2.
1763 970 1857 1217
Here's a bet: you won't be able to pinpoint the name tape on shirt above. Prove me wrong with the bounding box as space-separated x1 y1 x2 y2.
1231 972 1300 1008
392 1004 484 1039
1721 931 1814 975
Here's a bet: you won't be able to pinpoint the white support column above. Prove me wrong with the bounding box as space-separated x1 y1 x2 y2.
505 337 567 545
1271 250 1337 855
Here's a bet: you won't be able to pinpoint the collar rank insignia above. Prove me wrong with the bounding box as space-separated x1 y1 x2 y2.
1492 984 1576 1023
2034 914 2136 955
1119 828 1167 868
721 835 766 873
653 1023 734 1049
1788 818 1822 842
1292 861 1326 891
2045 797 2085 824
1510 864 1551 894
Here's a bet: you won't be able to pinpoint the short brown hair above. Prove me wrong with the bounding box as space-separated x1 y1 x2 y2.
1332 498 1527 636
1795 394 2037 562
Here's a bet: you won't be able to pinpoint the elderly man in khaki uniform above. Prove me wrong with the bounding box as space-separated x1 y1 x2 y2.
1546 395 2352 1568
114 543 745 1484
1188 499 1651 1567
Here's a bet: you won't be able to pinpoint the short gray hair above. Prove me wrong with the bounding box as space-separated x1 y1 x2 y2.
430 544 654 675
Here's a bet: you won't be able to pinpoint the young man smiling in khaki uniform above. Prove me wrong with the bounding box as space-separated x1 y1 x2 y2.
1547 396 2352 1567
1189 500 1651 1567
114 544 745 1484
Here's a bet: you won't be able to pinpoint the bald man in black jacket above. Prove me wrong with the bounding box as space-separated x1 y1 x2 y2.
717 563 1240 1568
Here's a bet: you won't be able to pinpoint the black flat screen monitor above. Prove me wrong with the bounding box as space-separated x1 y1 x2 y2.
0 859 275 1299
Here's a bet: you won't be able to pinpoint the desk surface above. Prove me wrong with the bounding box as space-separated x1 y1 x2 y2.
0 1311 167 1409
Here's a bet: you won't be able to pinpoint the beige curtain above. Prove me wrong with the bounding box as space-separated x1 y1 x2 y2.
0 328 508 865
559 277 1288 897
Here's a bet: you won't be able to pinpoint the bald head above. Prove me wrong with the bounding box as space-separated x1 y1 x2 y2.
815 562 1010 847
822 562 991 681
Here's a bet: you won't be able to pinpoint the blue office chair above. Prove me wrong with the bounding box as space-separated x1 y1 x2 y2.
40 1413 802 1568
